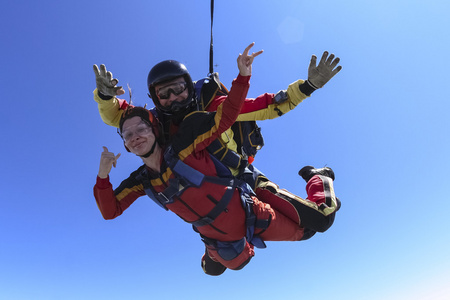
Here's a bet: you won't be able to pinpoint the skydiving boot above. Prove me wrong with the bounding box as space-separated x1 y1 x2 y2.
299 165 341 213
298 166 335 182
201 250 226 276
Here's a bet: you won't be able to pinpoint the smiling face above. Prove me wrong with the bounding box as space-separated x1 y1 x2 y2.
121 116 156 156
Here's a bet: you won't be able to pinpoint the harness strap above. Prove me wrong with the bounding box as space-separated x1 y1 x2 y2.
143 146 237 228
170 157 205 187
142 185 169 211
139 146 268 251
167 151 237 227
136 170 170 211
157 177 185 204
207 139 243 169
191 184 234 227
238 184 267 249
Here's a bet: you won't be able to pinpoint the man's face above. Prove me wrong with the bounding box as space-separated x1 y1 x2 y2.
154 77 189 109
121 116 156 156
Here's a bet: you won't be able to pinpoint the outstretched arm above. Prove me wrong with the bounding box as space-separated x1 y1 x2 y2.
92 64 130 128
214 42 263 135
208 51 342 121
175 43 263 156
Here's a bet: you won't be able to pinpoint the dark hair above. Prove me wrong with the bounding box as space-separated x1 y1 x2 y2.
119 106 156 135
118 106 160 158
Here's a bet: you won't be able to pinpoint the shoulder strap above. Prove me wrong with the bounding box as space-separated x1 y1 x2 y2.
135 167 170 211
195 72 225 110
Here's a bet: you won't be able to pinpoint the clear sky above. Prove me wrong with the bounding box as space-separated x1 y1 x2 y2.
1 0 450 299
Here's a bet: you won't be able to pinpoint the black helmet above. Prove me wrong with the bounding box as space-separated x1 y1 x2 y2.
147 60 195 114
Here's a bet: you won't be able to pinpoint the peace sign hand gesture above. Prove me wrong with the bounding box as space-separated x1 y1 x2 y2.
237 42 264 76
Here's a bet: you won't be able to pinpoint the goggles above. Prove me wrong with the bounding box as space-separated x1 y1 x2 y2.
120 122 153 143
156 82 187 99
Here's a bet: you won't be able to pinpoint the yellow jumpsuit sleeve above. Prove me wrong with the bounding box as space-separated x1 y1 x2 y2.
93 88 123 128
236 79 309 121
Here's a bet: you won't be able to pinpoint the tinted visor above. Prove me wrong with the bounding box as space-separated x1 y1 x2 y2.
156 82 187 99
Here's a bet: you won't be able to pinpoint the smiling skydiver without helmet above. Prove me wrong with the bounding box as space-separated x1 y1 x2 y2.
118 107 159 158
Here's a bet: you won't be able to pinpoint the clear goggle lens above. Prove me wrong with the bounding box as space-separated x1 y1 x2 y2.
121 123 152 142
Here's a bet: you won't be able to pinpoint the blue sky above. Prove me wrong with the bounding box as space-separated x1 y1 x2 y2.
1 0 450 299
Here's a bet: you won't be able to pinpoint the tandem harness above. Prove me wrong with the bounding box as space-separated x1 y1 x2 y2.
195 73 264 172
136 146 268 258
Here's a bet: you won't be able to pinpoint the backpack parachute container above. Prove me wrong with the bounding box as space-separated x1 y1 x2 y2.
198 0 264 170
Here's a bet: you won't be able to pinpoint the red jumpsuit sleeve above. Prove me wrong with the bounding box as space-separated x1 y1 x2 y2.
206 92 275 113
195 74 250 153
93 176 140 220
215 74 251 133
174 74 250 158
206 80 311 121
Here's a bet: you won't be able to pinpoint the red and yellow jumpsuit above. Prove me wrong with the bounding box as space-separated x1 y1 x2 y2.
93 76 339 270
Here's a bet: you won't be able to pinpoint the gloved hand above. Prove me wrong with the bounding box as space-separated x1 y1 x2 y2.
93 64 125 97
307 51 342 89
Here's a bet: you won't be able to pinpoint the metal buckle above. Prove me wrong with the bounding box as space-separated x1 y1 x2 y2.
157 192 172 204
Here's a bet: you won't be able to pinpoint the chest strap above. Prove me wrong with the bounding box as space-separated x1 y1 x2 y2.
139 147 238 228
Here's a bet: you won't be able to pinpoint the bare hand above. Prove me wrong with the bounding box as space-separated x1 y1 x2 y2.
98 146 121 179
237 42 263 76
93 64 125 97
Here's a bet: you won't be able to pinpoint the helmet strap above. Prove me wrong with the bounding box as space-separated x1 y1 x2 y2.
139 139 157 158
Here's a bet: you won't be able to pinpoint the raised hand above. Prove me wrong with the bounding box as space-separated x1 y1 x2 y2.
98 146 121 179
93 64 125 97
237 42 264 76
307 51 342 89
